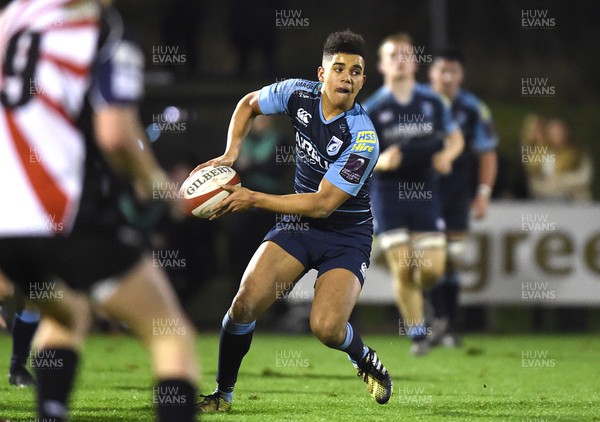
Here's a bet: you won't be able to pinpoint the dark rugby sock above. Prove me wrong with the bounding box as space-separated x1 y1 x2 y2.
154 378 197 422
336 322 368 363
216 312 255 397
444 272 460 330
10 310 40 371
34 348 78 422
430 277 448 319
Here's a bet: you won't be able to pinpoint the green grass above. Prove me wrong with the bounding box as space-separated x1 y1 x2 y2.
1 333 599 421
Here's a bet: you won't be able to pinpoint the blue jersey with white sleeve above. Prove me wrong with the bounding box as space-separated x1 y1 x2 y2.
258 78 379 233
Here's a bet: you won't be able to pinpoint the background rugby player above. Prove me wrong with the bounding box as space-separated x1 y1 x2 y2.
428 50 498 347
363 33 464 356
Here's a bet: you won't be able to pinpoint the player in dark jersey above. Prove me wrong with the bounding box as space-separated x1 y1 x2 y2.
196 30 393 412
0 2 199 421
427 50 498 347
363 33 464 356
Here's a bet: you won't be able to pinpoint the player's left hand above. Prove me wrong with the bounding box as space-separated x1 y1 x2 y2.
471 195 489 220
432 151 453 175
209 184 256 220
190 154 237 176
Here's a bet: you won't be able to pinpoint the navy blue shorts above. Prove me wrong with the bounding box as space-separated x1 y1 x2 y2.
439 167 475 232
441 195 470 232
263 220 372 285
371 178 445 234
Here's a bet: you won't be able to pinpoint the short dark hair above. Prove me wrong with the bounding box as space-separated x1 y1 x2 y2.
322 30 366 61
433 49 465 65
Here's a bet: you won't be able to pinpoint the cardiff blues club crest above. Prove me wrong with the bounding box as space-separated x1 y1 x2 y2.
326 136 343 156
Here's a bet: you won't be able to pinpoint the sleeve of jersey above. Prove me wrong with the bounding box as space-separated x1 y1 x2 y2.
258 78 315 116
472 102 499 153
324 115 379 197
90 39 144 109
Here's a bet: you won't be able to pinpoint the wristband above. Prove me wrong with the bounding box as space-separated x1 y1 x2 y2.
477 184 492 199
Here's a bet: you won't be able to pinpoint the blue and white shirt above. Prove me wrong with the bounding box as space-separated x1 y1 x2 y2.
258 78 379 231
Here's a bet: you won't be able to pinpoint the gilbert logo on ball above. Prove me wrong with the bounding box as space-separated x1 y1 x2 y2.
180 166 241 218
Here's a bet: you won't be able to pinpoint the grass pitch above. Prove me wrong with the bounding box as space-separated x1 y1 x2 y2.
1 333 599 421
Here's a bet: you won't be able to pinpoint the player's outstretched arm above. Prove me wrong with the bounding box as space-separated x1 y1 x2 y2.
209 178 350 220
191 90 263 173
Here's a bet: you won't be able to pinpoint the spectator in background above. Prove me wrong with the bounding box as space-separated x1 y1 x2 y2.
522 117 593 202
492 114 545 200
521 114 546 148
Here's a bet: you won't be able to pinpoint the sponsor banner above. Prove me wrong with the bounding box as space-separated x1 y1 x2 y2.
290 202 600 305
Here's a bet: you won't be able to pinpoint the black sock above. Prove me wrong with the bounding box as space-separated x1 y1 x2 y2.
34 348 78 422
10 312 39 372
444 280 460 331
430 279 447 320
154 379 197 422
216 313 255 393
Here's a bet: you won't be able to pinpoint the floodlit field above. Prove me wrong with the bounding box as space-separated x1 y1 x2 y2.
1 333 599 421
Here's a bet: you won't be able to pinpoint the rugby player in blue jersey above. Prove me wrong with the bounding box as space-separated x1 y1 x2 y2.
427 50 498 347
363 33 464 356
195 30 393 411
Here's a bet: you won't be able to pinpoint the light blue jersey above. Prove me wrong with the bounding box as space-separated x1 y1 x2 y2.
258 78 379 231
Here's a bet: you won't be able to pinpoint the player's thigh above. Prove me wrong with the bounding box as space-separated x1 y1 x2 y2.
95 255 191 343
310 268 361 344
411 231 447 288
231 240 305 322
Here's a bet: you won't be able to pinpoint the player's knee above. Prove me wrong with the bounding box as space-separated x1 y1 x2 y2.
412 232 446 289
310 316 345 346
447 239 466 269
420 267 445 290
230 295 257 323
380 229 410 252
60 290 93 334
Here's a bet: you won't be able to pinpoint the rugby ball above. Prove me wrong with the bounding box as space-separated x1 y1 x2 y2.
179 166 241 218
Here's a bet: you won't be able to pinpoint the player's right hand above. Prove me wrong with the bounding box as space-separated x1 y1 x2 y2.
190 154 236 176
376 144 402 171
